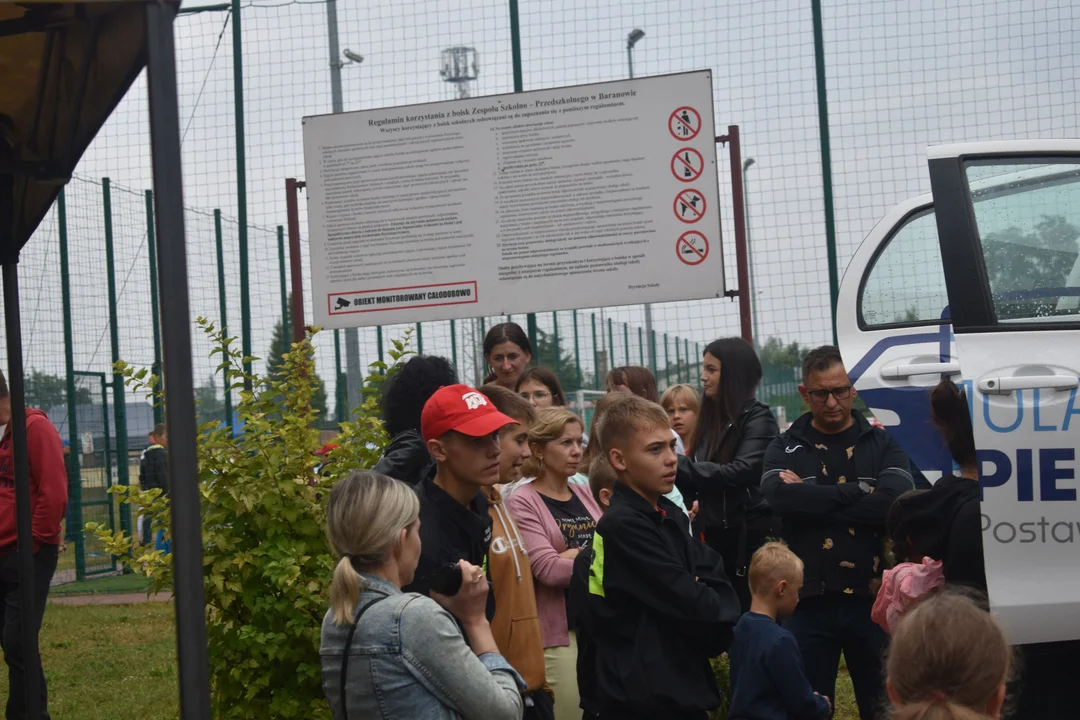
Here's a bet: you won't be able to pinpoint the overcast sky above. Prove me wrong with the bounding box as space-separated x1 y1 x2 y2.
2 0 1077 416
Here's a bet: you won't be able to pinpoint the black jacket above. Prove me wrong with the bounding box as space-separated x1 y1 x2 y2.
371 429 435 487
589 483 741 717
676 399 779 531
761 410 914 599
402 473 495 620
139 444 169 495
891 474 986 592
571 546 599 715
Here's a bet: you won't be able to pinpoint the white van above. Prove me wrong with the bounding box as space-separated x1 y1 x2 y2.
837 140 1080 646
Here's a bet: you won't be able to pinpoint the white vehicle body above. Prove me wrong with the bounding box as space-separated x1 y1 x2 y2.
837 140 1080 645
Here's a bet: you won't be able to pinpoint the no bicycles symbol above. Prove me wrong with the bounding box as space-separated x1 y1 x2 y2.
669 106 701 140
674 188 706 224
671 148 704 182
677 231 709 266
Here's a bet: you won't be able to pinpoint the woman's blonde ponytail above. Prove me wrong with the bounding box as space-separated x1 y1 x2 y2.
325 471 420 626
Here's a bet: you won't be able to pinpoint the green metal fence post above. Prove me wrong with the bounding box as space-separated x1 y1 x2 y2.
812 0 840 345
685 339 691 379
102 178 132 539
591 314 599 390
232 0 252 386
607 319 614 373
623 323 630 366
451 320 458 369
552 312 559 368
58 190 85 581
650 330 656 381
675 336 682 383
144 190 164 426
573 310 582 391
99 374 116 544
377 327 384 364
664 333 670 386
639 327 645 367
416 323 423 354
277 226 289 343
213 210 233 431
333 331 346 423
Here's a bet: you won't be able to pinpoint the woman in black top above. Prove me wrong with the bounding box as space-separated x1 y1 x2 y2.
675 337 780 610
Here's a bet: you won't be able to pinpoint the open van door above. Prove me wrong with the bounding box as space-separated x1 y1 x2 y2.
836 195 958 480
928 140 1080 645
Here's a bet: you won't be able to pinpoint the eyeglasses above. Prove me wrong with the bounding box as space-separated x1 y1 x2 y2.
520 390 551 402
806 385 853 403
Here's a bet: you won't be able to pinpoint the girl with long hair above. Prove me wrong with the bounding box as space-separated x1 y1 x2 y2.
661 383 700 451
517 366 568 409
484 322 533 389
320 471 523 720
506 408 603 720
677 337 780 610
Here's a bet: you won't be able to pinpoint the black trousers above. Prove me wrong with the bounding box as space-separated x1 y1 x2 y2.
702 523 750 612
0 544 58 720
784 593 887 720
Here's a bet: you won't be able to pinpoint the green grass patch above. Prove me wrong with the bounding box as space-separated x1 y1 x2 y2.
0 603 178 720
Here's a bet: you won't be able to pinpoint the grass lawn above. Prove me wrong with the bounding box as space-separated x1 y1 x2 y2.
0 603 178 720
51 573 154 597
0 598 860 720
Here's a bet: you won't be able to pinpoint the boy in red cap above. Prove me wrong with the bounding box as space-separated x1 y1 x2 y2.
402 385 516 623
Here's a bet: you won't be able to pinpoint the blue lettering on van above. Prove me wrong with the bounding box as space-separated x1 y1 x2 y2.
984 389 1024 433
1063 387 1080 432
1034 389 1057 432
980 447 1077 502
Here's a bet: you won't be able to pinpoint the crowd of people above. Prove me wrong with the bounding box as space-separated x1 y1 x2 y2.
319 320 1063 720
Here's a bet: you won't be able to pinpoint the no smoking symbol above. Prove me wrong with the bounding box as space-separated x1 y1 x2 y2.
669 106 701 140
671 148 704 182
677 231 709 266
674 188 706 224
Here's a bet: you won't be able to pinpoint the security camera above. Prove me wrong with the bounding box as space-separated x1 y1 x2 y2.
343 49 364 65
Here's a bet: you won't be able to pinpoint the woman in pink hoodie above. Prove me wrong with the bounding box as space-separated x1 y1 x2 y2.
506 407 603 720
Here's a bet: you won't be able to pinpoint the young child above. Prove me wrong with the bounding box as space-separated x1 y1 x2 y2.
480 384 554 720
587 394 740 720
728 542 831 720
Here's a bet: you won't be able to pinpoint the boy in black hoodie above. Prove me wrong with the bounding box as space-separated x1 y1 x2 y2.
587 395 741 720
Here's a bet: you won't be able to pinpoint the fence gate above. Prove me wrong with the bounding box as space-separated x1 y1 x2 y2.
67 371 118 581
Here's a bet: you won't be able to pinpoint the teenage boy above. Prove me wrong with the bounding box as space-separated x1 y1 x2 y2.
588 395 741 720
140 424 168 546
480 384 554 720
402 384 516 623
728 542 831 720
761 345 914 720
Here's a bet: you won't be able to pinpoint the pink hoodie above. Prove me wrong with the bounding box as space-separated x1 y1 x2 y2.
872 557 946 635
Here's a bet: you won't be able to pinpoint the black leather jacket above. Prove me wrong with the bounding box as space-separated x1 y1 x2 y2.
676 399 780 532
371 429 434 487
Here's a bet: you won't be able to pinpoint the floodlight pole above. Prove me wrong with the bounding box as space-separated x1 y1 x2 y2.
145 2 212 718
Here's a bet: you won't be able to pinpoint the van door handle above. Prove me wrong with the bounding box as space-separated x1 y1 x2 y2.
881 362 960 380
979 375 1080 395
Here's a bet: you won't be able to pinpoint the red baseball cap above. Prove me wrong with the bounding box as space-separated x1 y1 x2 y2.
421 385 516 443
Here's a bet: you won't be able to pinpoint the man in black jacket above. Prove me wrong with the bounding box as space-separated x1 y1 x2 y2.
371 355 457 486
139 424 168 545
589 395 741 720
761 346 914 720
402 384 515 624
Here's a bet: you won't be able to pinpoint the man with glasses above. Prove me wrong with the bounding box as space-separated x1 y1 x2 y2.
761 345 914 720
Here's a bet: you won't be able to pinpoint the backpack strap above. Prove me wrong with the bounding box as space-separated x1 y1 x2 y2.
339 592 388 720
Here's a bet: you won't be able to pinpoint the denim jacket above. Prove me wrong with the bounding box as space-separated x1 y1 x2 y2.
320 574 525 720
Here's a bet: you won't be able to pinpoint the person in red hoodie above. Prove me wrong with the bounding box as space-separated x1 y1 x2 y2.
0 369 68 719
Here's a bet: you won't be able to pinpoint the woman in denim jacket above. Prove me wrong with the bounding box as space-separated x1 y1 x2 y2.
321 471 525 720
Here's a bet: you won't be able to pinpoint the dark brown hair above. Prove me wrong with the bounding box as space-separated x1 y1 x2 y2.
515 366 567 406
606 366 658 403
587 455 617 508
887 591 1011 720
483 322 532 358
690 337 763 462
801 345 845 384
479 383 537 426
930 380 976 469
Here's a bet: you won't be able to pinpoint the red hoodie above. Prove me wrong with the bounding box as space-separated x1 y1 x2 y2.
0 408 68 550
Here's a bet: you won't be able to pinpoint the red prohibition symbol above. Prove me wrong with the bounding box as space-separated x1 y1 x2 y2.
671 148 704 182
669 106 701 140
677 231 709 266
674 188 706 223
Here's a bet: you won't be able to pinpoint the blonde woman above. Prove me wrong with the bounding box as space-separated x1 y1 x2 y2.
661 383 700 452
320 471 524 720
506 408 603 720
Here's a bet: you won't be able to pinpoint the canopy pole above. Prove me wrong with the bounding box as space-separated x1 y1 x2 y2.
2 260 42 720
145 2 212 718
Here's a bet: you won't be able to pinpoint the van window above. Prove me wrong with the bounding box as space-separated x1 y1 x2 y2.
965 161 1080 324
859 208 949 327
